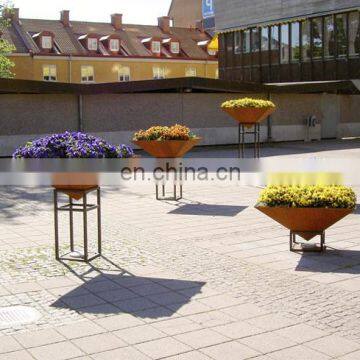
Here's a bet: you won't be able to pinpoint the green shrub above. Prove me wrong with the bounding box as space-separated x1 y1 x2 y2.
257 185 356 209
221 97 275 109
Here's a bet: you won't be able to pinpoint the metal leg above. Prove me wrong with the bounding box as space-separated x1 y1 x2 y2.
174 185 177 199
180 184 183 199
156 185 159 200
320 231 325 252
83 193 88 262
54 189 60 260
238 123 241 158
69 196 74 252
97 188 102 256
162 184 165 197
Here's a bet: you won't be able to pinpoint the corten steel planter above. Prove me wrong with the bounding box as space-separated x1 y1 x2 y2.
256 206 353 252
222 107 275 128
133 138 201 158
52 173 98 200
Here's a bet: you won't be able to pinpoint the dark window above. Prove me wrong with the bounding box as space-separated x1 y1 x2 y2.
242 29 251 66
336 13 347 58
270 25 279 64
324 15 335 57
261 27 270 64
349 11 360 56
234 31 241 54
312 18 323 59
280 24 289 64
291 22 300 62
251 28 260 65
302 20 311 61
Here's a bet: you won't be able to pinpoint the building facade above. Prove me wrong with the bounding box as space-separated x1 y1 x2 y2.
1 9 218 83
216 0 360 82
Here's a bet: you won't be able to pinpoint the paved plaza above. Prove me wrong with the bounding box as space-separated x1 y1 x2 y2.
0 140 360 359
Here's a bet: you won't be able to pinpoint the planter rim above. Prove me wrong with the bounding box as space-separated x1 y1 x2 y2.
133 138 201 142
255 205 355 210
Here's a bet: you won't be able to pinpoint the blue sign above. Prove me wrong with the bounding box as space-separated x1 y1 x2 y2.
202 0 215 18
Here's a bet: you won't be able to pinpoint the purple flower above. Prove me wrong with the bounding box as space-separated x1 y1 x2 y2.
13 132 134 159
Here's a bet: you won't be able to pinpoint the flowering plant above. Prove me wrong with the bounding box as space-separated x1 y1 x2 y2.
257 185 356 209
133 124 197 141
13 132 134 158
221 98 275 109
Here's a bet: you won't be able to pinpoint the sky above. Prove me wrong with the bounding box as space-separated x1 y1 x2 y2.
12 0 173 24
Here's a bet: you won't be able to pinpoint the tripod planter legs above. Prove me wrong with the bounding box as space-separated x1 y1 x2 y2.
54 187 102 262
156 183 183 201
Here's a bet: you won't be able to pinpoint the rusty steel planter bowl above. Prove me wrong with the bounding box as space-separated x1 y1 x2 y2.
133 138 201 158
222 107 275 128
52 173 99 200
255 206 353 240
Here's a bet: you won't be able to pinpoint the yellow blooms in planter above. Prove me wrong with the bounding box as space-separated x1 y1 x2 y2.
221 97 276 109
133 124 197 141
258 185 357 209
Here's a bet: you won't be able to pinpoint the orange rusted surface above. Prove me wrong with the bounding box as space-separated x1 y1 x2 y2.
222 107 275 128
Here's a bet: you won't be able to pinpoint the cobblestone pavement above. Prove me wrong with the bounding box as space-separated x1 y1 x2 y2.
0 142 360 360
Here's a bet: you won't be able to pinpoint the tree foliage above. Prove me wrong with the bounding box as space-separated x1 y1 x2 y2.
0 1 15 78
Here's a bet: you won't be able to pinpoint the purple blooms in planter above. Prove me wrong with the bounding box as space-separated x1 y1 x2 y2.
13 132 134 158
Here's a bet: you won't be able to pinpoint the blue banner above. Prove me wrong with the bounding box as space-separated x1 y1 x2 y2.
202 0 215 18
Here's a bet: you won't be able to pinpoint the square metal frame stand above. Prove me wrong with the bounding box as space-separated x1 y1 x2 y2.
238 123 261 158
54 187 102 262
290 230 326 253
156 184 183 201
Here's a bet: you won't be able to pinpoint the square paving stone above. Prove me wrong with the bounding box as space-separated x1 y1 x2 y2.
135 337 192 359
175 328 229 349
269 345 331 360
94 313 144 331
165 351 211 359
0 336 22 354
152 317 201 335
56 320 105 339
72 333 127 354
114 324 167 344
213 321 263 339
246 314 298 331
272 324 328 343
14 328 65 348
305 334 360 358
29 341 85 360
222 303 270 320
0 350 34 360
187 310 233 327
92 346 151 359
200 341 260 360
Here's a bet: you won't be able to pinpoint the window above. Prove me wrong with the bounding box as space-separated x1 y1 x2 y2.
234 31 241 54
312 18 323 59
302 20 311 61
41 36 52 49
324 15 335 57
349 11 359 56
81 66 95 82
261 27 270 64
88 38 98 51
270 25 280 64
118 66 130 82
153 67 166 79
185 67 197 77
291 22 300 62
43 65 57 81
242 30 250 53
251 28 260 65
336 14 347 58
109 39 120 52
170 42 180 54
280 24 289 64
151 41 161 53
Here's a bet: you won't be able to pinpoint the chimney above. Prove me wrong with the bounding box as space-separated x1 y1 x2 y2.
111 14 122 30
3 7 20 23
195 19 204 33
158 16 171 33
60 10 70 27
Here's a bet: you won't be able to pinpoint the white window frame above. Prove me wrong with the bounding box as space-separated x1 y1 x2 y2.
118 66 131 82
170 41 180 54
151 41 161 54
43 65 57 82
41 36 52 49
185 67 197 77
87 38 98 51
109 39 120 52
81 65 95 83
153 66 166 79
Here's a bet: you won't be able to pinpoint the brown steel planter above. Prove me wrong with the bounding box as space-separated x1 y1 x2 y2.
255 206 353 240
133 138 201 158
52 173 98 200
222 107 275 128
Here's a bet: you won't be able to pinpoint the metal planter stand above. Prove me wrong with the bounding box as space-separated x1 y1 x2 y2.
54 186 102 262
290 231 326 253
156 183 183 201
238 123 261 158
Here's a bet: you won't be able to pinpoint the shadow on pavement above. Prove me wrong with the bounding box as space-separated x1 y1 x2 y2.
168 203 247 217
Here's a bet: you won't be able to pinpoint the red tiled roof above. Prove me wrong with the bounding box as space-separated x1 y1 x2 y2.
5 17 215 60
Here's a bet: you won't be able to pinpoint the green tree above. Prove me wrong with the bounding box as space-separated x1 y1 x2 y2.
0 1 15 78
